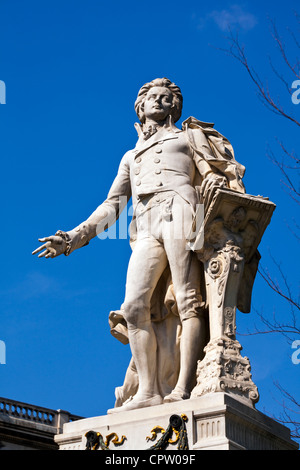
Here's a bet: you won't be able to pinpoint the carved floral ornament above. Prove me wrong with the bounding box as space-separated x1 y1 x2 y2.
207 256 224 278
191 337 259 405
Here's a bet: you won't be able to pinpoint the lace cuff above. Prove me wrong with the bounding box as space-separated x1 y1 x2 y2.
55 230 72 256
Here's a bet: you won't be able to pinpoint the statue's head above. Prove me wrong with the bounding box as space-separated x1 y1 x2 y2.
134 78 183 124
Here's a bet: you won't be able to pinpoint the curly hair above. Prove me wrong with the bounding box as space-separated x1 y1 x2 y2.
134 78 183 124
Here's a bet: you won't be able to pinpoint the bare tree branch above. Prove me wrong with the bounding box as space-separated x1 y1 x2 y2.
277 140 300 169
286 217 300 242
219 28 300 127
268 55 293 94
270 18 300 80
287 25 300 51
266 145 300 204
258 265 300 313
239 306 300 343
273 381 300 439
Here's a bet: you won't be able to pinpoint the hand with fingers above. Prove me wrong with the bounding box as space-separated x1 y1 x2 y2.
32 234 67 259
200 174 227 200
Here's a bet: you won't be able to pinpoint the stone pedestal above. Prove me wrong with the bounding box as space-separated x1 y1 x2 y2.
188 189 276 407
54 393 298 450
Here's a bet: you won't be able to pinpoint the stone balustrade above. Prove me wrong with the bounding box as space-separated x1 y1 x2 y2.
0 396 82 433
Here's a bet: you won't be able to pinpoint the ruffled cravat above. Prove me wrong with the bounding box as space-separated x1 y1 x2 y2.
143 124 158 140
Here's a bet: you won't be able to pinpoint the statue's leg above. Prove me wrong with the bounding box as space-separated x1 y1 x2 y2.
109 235 168 412
163 251 207 402
166 315 207 401
162 197 207 402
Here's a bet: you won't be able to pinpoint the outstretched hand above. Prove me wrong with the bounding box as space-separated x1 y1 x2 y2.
32 235 67 259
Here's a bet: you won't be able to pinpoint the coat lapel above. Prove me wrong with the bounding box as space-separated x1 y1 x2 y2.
133 125 180 159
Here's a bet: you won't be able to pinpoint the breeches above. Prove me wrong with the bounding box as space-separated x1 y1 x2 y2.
122 192 204 328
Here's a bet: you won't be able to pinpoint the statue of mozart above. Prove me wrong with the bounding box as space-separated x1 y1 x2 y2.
33 78 254 413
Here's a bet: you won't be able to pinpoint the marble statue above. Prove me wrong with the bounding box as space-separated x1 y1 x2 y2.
33 78 275 413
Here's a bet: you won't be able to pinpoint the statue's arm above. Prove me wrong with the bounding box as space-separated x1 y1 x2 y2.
33 153 132 258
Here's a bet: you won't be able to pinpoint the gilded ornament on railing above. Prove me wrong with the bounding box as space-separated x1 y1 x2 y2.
85 431 126 450
84 414 189 450
146 414 188 450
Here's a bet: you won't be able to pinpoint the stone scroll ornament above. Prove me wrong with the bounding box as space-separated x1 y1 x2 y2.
187 187 276 405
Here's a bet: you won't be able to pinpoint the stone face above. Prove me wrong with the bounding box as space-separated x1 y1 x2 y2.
54 393 298 451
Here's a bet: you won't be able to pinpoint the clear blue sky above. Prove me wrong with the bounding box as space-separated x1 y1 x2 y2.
0 0 299 433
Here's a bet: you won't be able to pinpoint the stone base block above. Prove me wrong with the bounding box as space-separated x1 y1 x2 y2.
54 393 298 451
